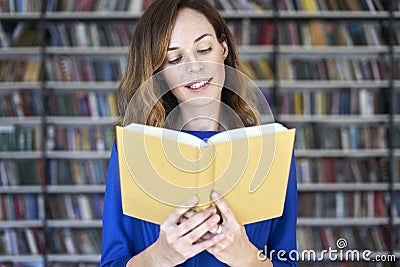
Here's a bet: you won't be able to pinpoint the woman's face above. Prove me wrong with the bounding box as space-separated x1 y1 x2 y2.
161 8 228 108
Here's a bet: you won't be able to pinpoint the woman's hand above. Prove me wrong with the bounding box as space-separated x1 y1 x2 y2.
206 192 263 267
151 196 225 267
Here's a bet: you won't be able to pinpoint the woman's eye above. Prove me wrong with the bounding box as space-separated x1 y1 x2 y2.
168 57 182 65
198 48 212 54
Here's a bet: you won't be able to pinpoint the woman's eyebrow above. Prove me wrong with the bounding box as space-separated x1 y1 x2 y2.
167 33 212 51
194 33 212 43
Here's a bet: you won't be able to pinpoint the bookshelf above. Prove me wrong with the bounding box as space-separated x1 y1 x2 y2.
0 0 399 266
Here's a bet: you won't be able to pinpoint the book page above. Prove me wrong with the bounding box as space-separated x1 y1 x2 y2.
125 123 203 147
208 122 287 143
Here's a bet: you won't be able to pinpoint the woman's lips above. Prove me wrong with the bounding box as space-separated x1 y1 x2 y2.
185 77 213 92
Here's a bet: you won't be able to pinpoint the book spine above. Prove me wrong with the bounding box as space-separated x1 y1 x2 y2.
193 146 215 212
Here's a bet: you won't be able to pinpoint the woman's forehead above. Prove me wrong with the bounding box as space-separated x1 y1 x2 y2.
168 8 217 45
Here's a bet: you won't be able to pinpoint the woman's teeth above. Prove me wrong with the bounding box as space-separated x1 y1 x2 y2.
189 80 207 89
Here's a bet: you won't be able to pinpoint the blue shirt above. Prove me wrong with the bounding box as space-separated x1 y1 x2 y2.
100 131 298 266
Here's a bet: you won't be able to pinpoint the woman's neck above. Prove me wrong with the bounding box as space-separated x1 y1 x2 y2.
174 104 221 131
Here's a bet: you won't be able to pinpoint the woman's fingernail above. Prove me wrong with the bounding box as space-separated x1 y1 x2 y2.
208 206 216 213
211 191 219 200
189 195 198 205
212 215 220 223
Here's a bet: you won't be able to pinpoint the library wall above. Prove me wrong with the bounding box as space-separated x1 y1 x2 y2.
0 0 399 266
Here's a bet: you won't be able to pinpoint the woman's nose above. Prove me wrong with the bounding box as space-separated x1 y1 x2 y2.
185 53 203 73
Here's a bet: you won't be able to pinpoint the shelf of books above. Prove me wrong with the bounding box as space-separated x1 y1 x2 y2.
0 1 46 265
272 1 400 266
0 0 399 266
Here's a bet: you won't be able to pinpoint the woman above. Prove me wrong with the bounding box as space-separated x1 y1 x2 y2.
100 0 298 266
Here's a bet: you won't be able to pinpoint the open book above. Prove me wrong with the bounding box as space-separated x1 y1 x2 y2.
116 122 295 225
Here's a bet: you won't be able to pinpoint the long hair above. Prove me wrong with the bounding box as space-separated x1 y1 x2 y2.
117 0 260 127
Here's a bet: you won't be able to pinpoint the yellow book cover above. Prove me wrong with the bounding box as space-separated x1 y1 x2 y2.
259 59 275 80
239 60 257 80
294 92 303 115
107 93 118 116
116 122 296 225
301 0 318 11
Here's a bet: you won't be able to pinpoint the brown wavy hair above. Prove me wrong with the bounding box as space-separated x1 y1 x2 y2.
117 0 260 127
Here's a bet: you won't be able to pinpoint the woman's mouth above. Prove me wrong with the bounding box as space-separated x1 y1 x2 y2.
185 77 212 92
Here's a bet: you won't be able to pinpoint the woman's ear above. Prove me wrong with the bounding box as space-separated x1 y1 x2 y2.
221 40 229 60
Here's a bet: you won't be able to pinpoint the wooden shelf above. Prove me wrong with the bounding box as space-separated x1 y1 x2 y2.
298 183 390 192
294 149 389 158
297 217 390 226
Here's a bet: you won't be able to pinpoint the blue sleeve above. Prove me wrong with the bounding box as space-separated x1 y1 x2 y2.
100 141 134 267
268 153 298 267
